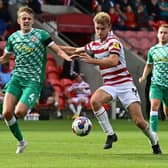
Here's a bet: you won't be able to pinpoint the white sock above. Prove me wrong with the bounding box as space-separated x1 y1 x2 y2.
142 125 158 146
77 105 82 115
69 104 77 114
94 107 114 135
5 115 16 126
57 111 62 117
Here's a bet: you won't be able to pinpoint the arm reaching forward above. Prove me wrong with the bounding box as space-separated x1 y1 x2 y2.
139 64 153 83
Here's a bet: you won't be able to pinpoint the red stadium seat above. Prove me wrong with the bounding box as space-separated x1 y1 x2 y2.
46 65 57 74
46 59 57 68
60 78 73 88
47 71 59 80
57 13 94 33
48 78 62 87
0 41 6 49
57 13 94 45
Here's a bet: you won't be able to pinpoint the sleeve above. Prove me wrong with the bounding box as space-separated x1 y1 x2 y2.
108 39 121 55
40 30 53 47
4 36 13 54
147 48 153 64
85 41 94 57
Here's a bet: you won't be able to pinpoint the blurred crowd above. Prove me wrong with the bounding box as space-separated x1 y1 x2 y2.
78 0 168 31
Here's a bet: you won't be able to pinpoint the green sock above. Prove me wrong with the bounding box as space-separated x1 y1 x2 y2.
149 111 158 133
9 121 23 141
5 116 23 141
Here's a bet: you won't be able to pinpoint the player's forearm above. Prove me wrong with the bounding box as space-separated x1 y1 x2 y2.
59 45 76 55
139 64 153 83
0 52 10 64
87 56 119 68
50 44 71 61
142 64 153 79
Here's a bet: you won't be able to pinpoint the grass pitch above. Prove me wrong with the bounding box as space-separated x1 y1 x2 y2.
0 118 167 168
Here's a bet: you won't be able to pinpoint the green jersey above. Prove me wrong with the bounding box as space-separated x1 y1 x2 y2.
5 28 52 84
147 43 168 88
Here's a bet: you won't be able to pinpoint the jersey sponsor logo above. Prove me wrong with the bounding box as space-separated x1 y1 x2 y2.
155 56 168 62
16 45 35 53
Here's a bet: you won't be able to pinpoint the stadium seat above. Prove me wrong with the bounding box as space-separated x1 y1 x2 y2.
57 13 94 33
46 65 57 74
124 31 137 39
48 78 62 87
56 13 94 45
60 78 73 88
46 59 57 68
47 71 59 80
0 41 6 49
47 53 56 61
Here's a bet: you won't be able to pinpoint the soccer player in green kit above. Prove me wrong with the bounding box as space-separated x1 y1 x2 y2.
139 24 168 154
0 6 72 154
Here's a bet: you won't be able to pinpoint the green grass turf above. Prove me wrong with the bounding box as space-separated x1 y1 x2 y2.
0 118 167 168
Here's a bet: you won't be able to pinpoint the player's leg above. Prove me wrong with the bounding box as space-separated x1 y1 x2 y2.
149 84 163 136
163 104 168 119
76 98 87 116
90 87 117 149
3 92 24 142
68 98 79 119
14 102 29 154
150 99 160 133
162 89 168 119
119 82 161 154
128 102 162 154
14 83 41 154
2 78 27 154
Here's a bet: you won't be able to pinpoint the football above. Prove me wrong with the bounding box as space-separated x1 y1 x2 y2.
72 116 92 136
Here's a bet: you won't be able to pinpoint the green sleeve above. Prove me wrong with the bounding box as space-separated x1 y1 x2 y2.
147 48 153 64
5 35 13 53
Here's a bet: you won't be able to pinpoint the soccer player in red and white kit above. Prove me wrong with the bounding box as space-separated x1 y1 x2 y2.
66 73 91 119
72 12 162 154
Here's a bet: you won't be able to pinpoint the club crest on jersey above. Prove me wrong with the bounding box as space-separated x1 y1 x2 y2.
31 36 36 42
112 42 120 49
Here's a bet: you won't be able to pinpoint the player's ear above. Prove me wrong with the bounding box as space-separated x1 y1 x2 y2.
17 18 20 25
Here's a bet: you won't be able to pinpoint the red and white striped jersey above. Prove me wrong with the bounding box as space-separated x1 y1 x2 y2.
85 31 133 86
67 81 91 97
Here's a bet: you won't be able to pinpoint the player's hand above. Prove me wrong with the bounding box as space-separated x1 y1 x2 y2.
138 76 146 83
70 54 80 60
79 53 93 63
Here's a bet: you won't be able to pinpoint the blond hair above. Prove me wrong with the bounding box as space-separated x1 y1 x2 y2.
17 6 34 18
93 12 111 26
159 24 168 29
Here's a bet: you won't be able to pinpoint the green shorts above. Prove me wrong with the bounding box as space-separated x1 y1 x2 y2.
150 84 168 106
6 76 43 109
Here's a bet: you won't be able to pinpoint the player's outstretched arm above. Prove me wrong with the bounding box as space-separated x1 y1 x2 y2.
59 45 77 55
139 64 153 83
0 51 10 64
49 43 72 61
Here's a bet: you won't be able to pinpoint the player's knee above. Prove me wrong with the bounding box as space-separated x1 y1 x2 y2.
3 110 13 120
90 97 98 107
15 110 26 118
